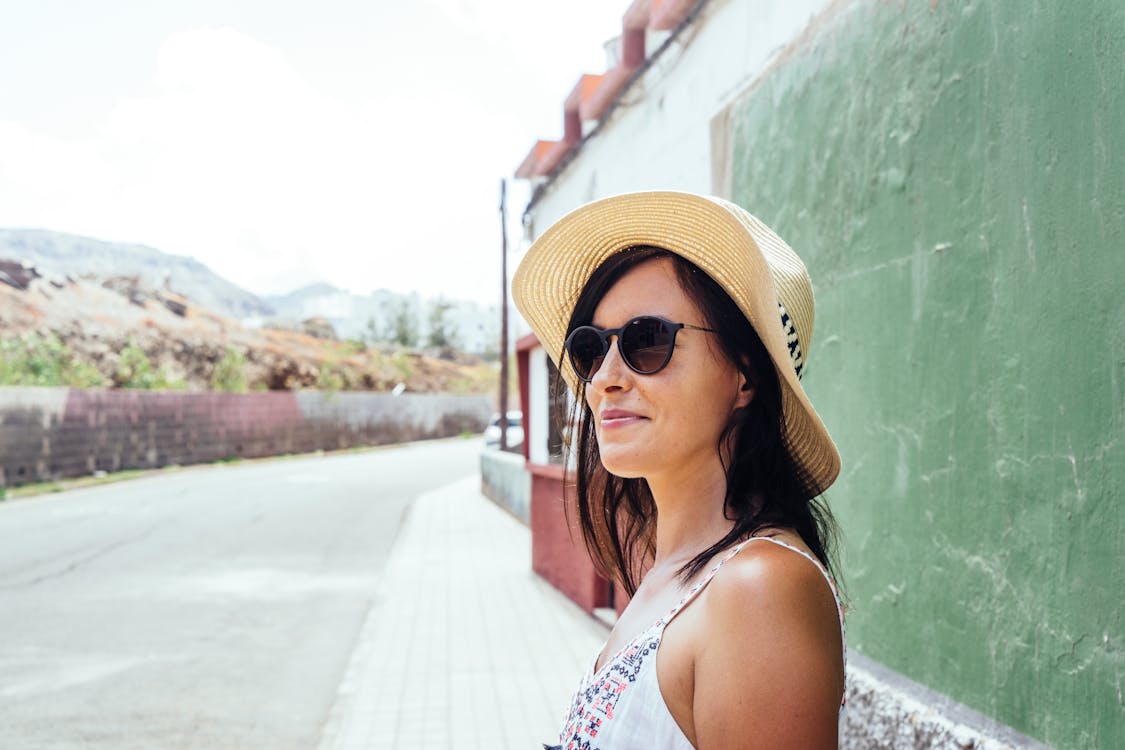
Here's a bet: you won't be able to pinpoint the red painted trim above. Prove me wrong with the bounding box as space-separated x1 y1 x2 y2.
564 107 582 144
579 64 636 123
528 461 566 480
565 73 606 110
623 0 651 28
515 332 540 353
621 26 646 68
517 347 531 461
515 139 557 178
651 0 699 31
535 139 575 176
565 74 605 140
529 467 610 613
512 1 709 180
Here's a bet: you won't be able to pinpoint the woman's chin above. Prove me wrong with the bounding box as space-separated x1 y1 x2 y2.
598 449 649 479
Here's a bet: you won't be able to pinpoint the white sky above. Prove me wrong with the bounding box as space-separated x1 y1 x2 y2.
0 0 627 305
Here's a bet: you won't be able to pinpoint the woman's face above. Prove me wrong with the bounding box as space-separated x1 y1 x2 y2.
585 257 753 483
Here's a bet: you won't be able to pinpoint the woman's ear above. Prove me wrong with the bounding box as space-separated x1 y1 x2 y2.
735 377 755 409
734 358 756 409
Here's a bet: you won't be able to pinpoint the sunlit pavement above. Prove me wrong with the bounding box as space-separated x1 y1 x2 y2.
317 474 606 750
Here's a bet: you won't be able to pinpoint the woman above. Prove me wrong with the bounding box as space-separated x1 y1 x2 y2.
512 192 846 750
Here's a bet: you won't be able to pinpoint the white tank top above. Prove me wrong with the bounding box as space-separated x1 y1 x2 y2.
546 536 846 750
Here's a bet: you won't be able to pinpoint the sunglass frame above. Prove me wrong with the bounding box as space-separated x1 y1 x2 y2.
564 315 716 383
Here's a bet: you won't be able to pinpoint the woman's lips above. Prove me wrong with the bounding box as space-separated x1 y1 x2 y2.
599 409 646 429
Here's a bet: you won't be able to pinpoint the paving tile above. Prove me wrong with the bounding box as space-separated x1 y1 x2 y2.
318 475 607 749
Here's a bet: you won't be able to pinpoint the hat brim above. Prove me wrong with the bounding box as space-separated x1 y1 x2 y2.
512 191 840 492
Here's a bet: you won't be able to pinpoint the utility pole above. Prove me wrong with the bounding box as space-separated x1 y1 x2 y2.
498 178 509 452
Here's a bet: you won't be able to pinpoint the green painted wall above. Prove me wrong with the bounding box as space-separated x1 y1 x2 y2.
728 1 1124 747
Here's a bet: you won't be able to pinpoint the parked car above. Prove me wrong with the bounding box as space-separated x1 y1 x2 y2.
484 411 524 451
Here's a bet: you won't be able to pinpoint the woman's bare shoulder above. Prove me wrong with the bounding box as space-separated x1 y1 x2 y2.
703 535 841 645
689 536 844 749
707 535 838 615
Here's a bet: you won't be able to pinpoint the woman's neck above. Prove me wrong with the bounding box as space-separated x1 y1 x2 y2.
647 458 735 569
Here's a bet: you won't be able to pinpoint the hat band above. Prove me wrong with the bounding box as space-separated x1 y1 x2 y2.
778 301 805 379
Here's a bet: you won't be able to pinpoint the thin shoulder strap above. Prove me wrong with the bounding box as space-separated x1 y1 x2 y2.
658 537 847 645
747 536 848 710
746 537 845 624
657 539 753 626
746 537 841 596
654 535 848 712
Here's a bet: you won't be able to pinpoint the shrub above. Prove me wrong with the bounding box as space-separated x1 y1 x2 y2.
211 347 248 392
391 351 413 381
115 337 185 390
0 333 105 387
316 356 345 393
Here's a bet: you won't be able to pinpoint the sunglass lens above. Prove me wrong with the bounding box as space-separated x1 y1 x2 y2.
622 317 675 373
567 327 606 380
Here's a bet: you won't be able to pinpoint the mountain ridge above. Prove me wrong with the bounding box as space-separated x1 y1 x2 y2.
0 228 499 354
0 228 274 319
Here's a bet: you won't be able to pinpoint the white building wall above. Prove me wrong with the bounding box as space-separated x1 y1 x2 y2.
517 0 833 465
523 0 831 234
528 345 550 465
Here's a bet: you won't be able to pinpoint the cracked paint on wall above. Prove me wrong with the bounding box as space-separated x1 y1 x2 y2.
727 0 1124 747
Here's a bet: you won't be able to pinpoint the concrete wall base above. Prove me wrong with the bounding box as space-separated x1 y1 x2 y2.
843 652 1053 750
479 448 530 524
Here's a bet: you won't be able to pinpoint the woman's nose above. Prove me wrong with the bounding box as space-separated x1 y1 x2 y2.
590 336 630 390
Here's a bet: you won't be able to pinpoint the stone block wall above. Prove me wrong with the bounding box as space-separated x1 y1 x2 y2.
0 387 491 487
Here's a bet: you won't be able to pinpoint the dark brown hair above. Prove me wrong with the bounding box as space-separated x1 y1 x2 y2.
560 246 839 595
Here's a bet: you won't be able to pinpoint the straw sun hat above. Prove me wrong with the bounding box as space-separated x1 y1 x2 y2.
511 190 841 491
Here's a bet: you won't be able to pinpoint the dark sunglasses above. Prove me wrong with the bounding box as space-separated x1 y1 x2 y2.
564 315 716 383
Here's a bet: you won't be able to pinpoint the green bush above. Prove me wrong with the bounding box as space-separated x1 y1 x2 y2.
115 337 185 390
343 338 367 355
391 351 413 381
316 356 345 393
211 347 247 392
0 333 105 387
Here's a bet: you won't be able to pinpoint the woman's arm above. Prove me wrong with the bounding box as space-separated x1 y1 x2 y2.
691 542 844 750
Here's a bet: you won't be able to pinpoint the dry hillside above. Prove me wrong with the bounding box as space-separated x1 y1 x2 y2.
0 260 498 395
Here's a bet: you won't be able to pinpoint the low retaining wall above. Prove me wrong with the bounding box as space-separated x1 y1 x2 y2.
0 387 491 487
479 448 530 523
843 653 1053 750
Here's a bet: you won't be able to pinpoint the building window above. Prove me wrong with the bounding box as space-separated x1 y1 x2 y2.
547 358 565 463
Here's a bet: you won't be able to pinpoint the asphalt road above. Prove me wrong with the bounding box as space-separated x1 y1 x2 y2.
0 437 483 749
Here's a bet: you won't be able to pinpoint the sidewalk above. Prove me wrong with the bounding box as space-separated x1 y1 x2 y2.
317 474 608 750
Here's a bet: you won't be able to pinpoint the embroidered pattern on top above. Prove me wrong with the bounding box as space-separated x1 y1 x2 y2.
557 628 661 750
548 537 846 749
553 543 747 750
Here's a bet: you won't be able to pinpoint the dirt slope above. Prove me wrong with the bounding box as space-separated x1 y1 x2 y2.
0 263 497 395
